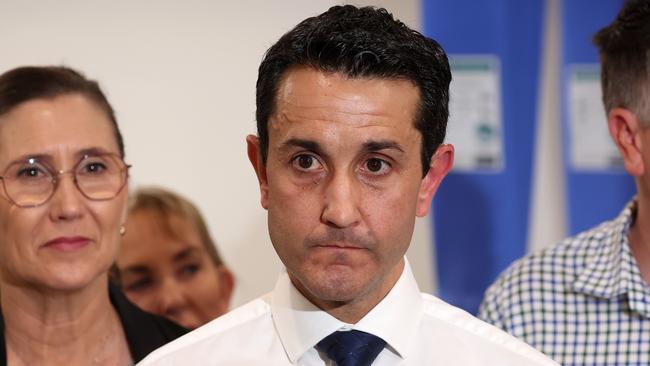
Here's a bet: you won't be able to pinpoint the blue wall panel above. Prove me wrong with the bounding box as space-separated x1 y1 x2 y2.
423 0 544 313
561 0 635 235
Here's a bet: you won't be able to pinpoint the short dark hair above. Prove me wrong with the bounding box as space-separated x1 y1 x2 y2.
593 0 650 125
256 5 451 175
0 65 125 157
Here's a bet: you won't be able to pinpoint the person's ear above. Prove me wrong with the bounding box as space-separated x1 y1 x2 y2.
608 108 644 176
416 144 454 217
215 265 235 316
246 135 269 209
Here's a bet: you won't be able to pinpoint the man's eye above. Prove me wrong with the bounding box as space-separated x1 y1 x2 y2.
363 158 391 175
292 154 322 171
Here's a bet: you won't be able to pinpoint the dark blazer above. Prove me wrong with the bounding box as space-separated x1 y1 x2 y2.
0 283 188 365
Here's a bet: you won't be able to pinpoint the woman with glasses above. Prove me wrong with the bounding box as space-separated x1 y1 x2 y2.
0 66 186 366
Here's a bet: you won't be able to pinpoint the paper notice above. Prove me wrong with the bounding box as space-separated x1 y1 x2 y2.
568 64 622 170
447 55 504 172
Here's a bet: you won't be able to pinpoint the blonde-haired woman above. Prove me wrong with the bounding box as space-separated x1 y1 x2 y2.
115 186 234 329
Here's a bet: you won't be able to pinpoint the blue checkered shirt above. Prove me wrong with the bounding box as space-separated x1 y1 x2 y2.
479 199 650 366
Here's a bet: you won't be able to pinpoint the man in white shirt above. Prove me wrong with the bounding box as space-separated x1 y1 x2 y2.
140 5 558 365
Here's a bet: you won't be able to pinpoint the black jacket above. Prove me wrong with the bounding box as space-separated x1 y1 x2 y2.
0 283 188 365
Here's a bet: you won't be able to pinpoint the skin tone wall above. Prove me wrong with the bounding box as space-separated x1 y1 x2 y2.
0 0 431 307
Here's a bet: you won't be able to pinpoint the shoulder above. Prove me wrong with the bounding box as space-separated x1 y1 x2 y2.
483 219 617 302
420 294 559 365
110 284 189 362
138 294 273 365
477 217 620 329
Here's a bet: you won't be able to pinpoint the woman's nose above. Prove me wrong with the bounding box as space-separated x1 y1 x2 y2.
156 278 188 319
48 173 84 221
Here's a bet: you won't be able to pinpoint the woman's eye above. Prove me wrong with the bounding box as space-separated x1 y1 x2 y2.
292 154 322 171
125 277 152 292
178 264 200 279
81 161 107 174
77 155 117 176
363 158 391 175
13 162 51 182
17 166 46 179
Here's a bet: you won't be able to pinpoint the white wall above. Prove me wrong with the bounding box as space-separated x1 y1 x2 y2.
0 0 432 307
528 0 567 253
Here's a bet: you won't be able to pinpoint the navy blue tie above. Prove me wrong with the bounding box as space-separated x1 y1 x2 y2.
316 330 386 366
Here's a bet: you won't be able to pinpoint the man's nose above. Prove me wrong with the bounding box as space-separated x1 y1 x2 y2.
320 171 361 228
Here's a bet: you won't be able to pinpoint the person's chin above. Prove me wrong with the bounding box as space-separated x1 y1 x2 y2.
36 277 99 294
33 264 107 293
179 319 199 330
304 268 372 303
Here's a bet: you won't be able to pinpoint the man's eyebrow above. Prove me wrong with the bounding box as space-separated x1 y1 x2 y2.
362 140 405 154
279 138 324 155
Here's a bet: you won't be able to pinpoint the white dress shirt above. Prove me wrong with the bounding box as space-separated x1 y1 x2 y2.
139 260 558 365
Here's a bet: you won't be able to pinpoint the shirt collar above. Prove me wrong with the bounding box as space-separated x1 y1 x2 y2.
620 234 650 317
354 259 423 359
270 258 423 363
572 199 650 315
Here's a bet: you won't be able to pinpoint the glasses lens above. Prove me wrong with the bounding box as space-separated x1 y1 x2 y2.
2 159 54 207
75 155 127 200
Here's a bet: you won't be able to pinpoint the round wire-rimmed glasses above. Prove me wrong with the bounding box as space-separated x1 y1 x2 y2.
0 153 131 208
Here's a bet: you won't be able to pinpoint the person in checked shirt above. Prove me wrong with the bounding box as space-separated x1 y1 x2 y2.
480 1 650 365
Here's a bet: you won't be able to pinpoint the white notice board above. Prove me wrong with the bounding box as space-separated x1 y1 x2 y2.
568 64 622 170
446 55 504 172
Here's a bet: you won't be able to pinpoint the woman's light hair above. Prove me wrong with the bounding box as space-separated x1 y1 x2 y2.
111 186 225 285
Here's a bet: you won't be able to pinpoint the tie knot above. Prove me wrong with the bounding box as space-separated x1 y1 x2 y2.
316 330 386 366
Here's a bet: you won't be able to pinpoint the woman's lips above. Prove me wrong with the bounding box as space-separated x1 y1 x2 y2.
43 236 91 251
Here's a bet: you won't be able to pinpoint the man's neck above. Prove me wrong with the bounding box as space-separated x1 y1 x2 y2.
0 275 131 365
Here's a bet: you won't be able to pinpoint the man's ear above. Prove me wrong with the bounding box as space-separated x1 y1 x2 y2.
608 108 644 177
246 135 269 209
416 144 454 217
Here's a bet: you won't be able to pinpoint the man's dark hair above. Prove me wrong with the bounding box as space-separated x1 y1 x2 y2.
0 65 125 157
256 5 451 175
594 0 650 125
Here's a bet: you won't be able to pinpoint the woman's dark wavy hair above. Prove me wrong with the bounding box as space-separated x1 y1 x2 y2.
256 5 451 176
0 65 124 157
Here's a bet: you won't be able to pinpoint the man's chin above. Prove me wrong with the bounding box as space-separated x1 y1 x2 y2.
293 270 372 304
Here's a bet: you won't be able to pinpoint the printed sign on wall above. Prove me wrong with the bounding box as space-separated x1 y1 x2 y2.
447 55 504 172
561 0 634 235
568 64 622 170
